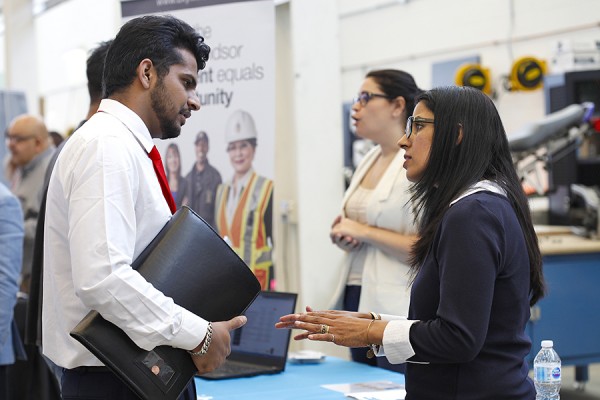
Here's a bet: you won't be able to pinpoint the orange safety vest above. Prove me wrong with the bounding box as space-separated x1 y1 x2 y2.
215 172 273 290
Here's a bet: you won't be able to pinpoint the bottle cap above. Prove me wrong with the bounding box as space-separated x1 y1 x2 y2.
541 340 554 348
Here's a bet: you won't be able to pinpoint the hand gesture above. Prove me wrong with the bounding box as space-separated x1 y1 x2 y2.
330 215 361 251
192 315 247 374
275 307 384 348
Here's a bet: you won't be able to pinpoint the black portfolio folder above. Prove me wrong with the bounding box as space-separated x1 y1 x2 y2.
70 206 261 400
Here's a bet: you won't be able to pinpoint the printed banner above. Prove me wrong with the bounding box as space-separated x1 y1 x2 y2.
122 0 275 290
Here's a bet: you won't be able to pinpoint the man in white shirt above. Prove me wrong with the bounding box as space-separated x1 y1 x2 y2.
43 15 246 400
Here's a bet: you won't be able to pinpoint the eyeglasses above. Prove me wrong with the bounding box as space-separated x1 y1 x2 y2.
352 91 393 107
405 116 435 139
5 133 36 144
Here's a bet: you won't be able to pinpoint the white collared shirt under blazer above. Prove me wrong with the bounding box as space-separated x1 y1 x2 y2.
43 99 208 369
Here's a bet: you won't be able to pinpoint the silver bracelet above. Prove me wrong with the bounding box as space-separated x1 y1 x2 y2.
188 322 213 357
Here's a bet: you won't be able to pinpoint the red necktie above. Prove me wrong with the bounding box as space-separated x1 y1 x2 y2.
148 146 176 214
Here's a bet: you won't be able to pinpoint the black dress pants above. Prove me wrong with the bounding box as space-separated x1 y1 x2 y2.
61 367 196 400
0 365 7 400
7 297 61 400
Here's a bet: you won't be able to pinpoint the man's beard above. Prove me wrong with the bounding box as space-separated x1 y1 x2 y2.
150 78 184 140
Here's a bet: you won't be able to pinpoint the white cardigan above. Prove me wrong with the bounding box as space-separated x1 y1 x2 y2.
329 145 417 316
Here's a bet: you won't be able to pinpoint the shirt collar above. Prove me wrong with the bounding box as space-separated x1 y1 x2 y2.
450 179 507 207
22 146 54 175
231 169 254 189
97 99 154 154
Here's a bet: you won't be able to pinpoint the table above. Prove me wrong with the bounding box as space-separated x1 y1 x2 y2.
194 356 405 399
530 230 600 388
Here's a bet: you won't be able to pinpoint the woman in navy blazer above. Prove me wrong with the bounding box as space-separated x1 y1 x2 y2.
279 87 544 399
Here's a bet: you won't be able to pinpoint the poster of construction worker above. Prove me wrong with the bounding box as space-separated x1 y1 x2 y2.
121 0 275 290
215 110 273 291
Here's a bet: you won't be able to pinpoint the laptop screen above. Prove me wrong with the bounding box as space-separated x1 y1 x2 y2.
230 291 297 358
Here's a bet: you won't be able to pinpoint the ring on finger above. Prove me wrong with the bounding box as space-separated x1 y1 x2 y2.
331 334 335 343
320 324 329 334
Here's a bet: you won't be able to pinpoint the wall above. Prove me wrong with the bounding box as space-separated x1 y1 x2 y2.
279 0 347 357
3 0 38 115
338 0 600 134
35 0 120 132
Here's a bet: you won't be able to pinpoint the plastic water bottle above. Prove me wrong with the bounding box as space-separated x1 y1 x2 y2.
534 340 561 400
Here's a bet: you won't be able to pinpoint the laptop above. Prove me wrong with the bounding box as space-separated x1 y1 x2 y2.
198 290 297 380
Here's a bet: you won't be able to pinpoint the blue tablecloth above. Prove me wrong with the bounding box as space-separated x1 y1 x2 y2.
194 356 405 399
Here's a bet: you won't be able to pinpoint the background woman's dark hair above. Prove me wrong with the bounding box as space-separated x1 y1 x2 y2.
103 15 211 97
366 69 423 119
408 86 544 306
165 143 181 180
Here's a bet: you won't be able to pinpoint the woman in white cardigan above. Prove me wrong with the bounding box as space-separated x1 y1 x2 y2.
329 69 420 372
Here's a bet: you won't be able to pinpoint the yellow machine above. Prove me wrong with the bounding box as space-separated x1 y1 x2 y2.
455 63 492 95
508 56 547 91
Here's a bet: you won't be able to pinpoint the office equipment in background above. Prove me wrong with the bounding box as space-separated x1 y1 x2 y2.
509 102 599 233
543 69 600 229
545 69 600 115
199 291 297 380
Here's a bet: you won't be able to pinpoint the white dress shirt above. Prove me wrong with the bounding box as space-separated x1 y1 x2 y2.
43 99 207 368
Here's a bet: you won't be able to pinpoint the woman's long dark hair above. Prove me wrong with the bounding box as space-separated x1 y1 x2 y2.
408 86 544 306
366 69 422 118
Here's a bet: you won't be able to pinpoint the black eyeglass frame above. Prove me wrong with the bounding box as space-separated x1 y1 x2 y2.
352 91 394 107
5 133 36 144
405 116 435 139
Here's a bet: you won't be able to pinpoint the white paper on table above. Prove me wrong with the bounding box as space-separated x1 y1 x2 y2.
321 380 404 395
344 388 406 399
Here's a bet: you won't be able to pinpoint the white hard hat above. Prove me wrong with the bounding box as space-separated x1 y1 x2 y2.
225 110 257 144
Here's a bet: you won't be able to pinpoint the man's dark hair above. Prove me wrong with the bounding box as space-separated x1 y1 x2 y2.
87 40 112 103
103 15 210 97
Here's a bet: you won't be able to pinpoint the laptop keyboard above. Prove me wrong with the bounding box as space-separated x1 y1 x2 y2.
218 360 274 375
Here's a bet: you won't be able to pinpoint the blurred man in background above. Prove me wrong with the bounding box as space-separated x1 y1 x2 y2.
5 114 54 293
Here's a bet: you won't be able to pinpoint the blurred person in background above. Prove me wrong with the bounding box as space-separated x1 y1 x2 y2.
328 70 421 372
24 39 114 397
49 131 64 148
0 182 26 399
4 114 54 293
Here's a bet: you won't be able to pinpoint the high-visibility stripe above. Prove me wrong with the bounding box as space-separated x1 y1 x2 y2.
215 172 273 290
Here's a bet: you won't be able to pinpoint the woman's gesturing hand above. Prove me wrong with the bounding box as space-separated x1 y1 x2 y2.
275 307 386 348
